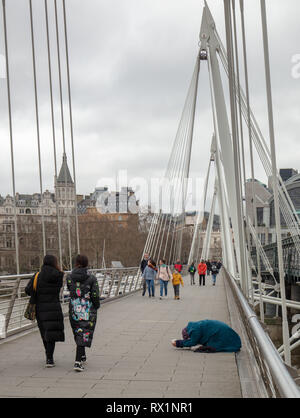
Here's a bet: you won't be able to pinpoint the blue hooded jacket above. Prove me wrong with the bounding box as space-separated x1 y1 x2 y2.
179 319 241 352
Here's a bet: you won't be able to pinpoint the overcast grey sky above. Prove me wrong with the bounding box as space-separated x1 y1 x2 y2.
0 0 299 211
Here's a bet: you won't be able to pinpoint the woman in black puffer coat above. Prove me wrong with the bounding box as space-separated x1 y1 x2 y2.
25 255 64 367
67 254 100 372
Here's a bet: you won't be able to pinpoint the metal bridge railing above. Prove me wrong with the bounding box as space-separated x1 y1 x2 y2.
224 269 300 398
0 267 141 339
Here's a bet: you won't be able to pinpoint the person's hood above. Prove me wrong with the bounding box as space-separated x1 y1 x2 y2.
69 267 89 282
40 264 64 282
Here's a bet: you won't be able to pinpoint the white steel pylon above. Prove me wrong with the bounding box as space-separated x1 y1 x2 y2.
199 2 250 295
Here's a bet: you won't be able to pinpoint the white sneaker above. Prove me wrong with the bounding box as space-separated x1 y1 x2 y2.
74 361 84 372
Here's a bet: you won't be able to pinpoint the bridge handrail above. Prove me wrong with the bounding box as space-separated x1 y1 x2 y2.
225 270 300 398
0 267 142 339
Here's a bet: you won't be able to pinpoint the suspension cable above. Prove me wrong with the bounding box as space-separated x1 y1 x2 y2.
62 0 80 254
260 0 290 366
44 0 63 267
54 0 72 269
29 0 47 257
239 0 264 320
2 0 20 276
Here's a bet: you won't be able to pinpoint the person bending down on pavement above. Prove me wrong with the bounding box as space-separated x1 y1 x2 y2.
171 319 241 353
140 253 150 296
142 259 157 297
25 254 65 368
67 254 100 372
172 270 184 300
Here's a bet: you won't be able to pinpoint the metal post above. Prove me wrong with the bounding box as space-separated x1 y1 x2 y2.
201 180 217 260
260 0 291 365
2 0 21 330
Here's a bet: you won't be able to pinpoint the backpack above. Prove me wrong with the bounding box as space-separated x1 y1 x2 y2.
189 266 195 273
211 264 218 273
158 265 172 280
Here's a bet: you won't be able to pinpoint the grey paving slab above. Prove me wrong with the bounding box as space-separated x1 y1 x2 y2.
0 273 242 398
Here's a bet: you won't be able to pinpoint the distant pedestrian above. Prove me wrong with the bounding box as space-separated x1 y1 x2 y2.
141 253 150 296
67 254 100 372
211 261 221 286
206 260 212 276
188 262 196 285
174 259 183 273
142 259 157 298
25 254 65 368
172 270 184 300
171 320 241 353
198 260 207 286
157 259 172 299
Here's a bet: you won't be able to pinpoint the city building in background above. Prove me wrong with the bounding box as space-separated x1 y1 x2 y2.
246 168 300 248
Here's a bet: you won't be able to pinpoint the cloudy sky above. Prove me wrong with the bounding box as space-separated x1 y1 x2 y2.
0 0 299 212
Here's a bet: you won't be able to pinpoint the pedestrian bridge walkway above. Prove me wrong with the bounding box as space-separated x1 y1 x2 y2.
0 272 260 398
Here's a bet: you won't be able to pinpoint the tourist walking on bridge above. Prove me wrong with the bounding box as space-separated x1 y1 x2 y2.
206 260 212 276
142 259 157 298
25 255 65 368
140 253 149 296
198 260 207 286
67 255 100 372
188 262 196 285
172 269 184 300
211 261 221 286
174 259 183 273
157 259 172 299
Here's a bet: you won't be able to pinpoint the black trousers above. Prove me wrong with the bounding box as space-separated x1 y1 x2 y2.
42 339 55 360
199 274 205 286
76 345 86 362
37 314 55 360
142 278 146 296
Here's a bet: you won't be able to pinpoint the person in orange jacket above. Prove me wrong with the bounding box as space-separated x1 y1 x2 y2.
198 260 207 286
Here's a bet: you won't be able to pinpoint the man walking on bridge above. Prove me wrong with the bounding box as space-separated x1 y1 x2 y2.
198 260 207 286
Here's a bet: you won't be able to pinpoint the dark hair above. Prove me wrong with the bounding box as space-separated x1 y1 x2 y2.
149 259 156 267
75 254 89 268
43 254 59 270
160 259 166 264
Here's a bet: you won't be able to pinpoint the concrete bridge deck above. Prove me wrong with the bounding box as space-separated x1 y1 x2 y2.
0 273 247 398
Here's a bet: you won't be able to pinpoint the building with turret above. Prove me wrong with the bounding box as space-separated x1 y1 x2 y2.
0 154 77 273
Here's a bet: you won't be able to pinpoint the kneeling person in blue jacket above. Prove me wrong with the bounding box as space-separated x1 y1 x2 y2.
171 319 241 353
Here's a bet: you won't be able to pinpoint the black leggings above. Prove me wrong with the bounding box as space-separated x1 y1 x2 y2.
76 345 86 362
37 316 55 360
42 340 55 360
